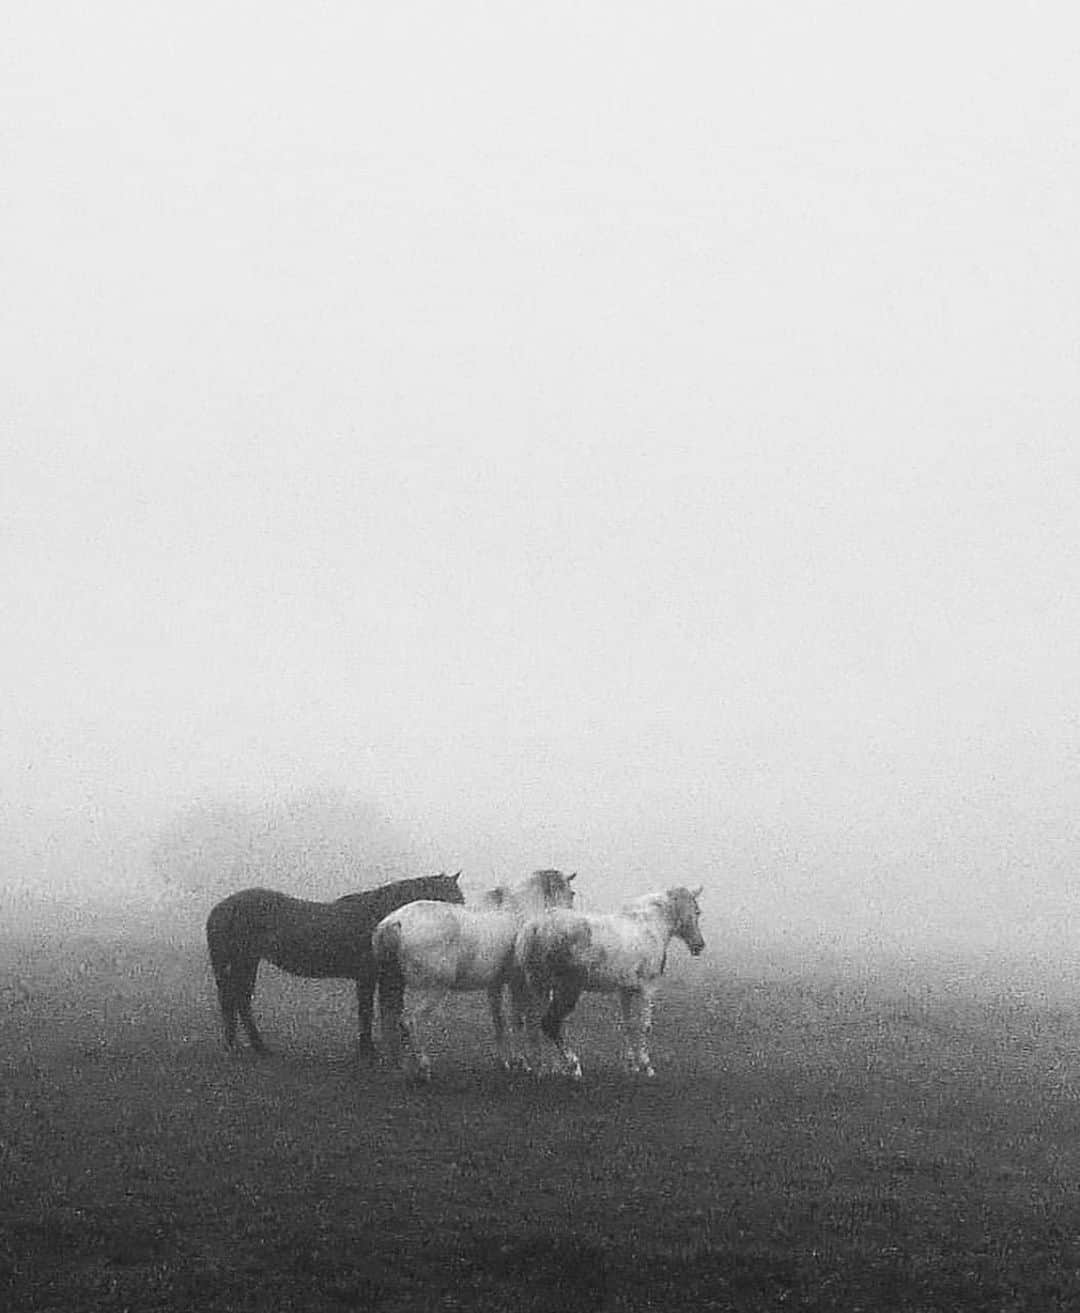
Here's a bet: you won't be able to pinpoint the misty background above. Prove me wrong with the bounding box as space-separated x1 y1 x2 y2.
3 5 1078 959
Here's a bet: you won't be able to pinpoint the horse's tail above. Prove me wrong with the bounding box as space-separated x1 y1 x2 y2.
372 919 406 1021
523 918 592 994
518 921 553 999
205 899 237 1029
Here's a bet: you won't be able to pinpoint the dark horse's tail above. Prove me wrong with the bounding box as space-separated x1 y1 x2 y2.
205 897 239 1044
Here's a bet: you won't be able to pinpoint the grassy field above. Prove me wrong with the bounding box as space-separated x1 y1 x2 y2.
2 930 1079 1311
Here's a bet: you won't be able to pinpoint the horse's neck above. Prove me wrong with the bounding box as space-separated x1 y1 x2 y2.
362 887 401 918
477 879 547 920
502 891 550 920
468 896 521 923
385 882 440 912
630 899 676 947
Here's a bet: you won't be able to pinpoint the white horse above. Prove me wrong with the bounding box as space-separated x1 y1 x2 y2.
372 869 577 1079
514 885 704 1079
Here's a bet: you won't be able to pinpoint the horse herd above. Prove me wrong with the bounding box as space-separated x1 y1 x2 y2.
205 870 705 1081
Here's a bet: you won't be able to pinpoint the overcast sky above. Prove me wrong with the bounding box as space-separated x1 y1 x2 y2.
4 4 1079 945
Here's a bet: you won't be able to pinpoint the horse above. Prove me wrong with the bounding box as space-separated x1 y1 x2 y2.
514 885 704 1079
205 871 464 1056
372 869 577 1079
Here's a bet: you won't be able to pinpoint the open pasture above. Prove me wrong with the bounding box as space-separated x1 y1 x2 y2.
2 933 1079 1310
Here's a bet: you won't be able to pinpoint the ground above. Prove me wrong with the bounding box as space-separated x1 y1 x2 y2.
2 931 1079 1310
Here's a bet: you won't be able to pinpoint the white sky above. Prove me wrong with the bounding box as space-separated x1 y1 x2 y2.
3 4 1079 944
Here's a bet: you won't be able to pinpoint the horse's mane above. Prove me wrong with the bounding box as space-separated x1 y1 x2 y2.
474 868 572 910
333 872 460 907
621 890 671 917
530 868 572 900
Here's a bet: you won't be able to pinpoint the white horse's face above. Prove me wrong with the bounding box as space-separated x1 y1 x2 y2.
672 886 705 956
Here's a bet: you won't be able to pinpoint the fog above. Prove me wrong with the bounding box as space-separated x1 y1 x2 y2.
4 5 1078 960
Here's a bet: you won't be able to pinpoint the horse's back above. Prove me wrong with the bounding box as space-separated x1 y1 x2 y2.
206 888 304 940
206 887 269 943
375 901 517 989
207 887 300 921
204 888 368 977
523 908 661 992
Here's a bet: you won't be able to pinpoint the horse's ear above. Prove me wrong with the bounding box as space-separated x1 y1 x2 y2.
567 871 577 882
452 870 462 882
691 885 703 898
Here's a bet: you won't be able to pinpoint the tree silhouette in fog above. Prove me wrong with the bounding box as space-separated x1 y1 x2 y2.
151 788 416 902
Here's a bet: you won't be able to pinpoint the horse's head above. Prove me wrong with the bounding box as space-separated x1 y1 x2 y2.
533 868 577 910
429 870 466 906
670 885 705 956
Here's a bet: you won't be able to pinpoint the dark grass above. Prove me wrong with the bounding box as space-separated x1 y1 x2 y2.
2 934 1079 1310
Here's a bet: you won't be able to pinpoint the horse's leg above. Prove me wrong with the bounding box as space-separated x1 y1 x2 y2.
637 986 657 1077
401 989 443 1081
214 964 238 1048
355 967 377 1060
487 983 511 1070
234 959 268 1054
508 974 539 1073
619 987 656 1077
207 920 238 1048
381 985 437 1080
542 979 583 1080
618 988 640 1073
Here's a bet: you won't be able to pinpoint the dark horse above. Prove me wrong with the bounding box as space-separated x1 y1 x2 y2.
205 872 464 1055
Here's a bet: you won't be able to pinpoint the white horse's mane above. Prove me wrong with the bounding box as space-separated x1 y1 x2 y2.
470 868 571 912
621 890 672 917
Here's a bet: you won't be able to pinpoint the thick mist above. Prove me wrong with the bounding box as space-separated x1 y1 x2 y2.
4 6 1078 965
